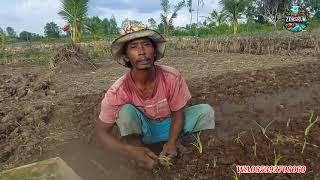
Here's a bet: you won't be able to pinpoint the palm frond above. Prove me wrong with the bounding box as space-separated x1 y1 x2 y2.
168 0 185 24
160 13 168 26
160 0 170 16
187 0 193 12
58 0 89 47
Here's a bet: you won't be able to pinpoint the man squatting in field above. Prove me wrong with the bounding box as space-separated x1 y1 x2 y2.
96 23 215 169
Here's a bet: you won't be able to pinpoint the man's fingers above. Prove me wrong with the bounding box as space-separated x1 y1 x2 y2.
167 154 176 159
145 149 158 159
160 150 168 156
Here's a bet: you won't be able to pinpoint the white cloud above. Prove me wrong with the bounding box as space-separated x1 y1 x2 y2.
14 0 64 34
0 0 63 35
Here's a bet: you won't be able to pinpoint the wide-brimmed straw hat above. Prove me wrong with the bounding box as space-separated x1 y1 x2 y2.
111 23 166 67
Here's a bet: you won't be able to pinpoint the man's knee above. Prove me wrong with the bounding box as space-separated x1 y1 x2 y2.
117 104 142 136
193 104 215 131
196 104 215 118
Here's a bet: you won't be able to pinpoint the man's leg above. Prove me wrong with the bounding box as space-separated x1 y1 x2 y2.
116 104 150 145
116 104 172 144
116 103 214 145
182 104 215 134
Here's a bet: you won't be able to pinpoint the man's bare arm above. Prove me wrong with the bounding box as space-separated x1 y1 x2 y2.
95 120 133 157
95 120 157 169
168 109 184 145
161 109 184 156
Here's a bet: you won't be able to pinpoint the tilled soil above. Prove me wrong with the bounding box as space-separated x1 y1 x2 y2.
154 62 320 179
0 50 319 179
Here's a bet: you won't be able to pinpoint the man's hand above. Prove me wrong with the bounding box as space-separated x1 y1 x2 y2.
161 142 178 157
129 146 158 169
96 121 157 169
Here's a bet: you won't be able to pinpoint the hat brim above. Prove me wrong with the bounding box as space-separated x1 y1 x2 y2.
111 29 166 67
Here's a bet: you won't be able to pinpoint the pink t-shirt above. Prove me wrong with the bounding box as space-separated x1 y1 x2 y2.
99 65 191 124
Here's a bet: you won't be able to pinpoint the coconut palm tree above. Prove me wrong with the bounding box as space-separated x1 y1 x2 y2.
196 0 205 27
202 9 228 26
160 0 185 35
58 0 89 48
220 0 249 34
187 0 194 28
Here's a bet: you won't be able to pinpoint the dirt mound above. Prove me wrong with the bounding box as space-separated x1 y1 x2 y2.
49 47 97 73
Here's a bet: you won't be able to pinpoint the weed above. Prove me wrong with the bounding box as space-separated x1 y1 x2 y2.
191 132 203 154
273 131 284 145
234 131 246 146
230 164 240 180
253 120 274 142
286 118 291 128
273 150 283 166
213 157 217 168
250 129 257 157
304 113 319 137
301 112 320 153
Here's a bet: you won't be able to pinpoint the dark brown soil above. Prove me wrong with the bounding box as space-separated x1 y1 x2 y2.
0 50 319 180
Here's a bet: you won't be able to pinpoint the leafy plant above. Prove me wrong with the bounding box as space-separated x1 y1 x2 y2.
220 0 250 34
58 0 89 48
234 131 246 146
230 164 240 180
273 150 282 166
286 118 291 127
201 9 228 27
187 0 194 27
213 157 218 168
253 119 274 142
301 112 319 153
250 128 257 156
191 131 203 154
160 0 186 35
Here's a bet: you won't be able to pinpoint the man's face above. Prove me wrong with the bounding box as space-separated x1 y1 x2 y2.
124 37 155 70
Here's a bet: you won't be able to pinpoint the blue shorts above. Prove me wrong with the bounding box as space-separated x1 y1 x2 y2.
116 104 215 144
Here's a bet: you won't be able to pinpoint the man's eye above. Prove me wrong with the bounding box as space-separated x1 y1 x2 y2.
144 42 152 46
129 45 137 49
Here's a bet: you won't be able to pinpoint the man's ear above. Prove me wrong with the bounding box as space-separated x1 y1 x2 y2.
122 55 130 63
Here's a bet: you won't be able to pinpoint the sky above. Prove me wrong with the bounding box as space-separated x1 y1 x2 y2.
0 0 220 35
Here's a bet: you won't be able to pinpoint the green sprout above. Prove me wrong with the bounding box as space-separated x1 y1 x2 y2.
273 150 283 166
213 157 217 168
250 128 257 157
301 112 319 153
230 164 240 180
234 131 246 146
191 132 203 154
286 118 291 128
304 112 319 137
253 120 274 142
273 131 284 145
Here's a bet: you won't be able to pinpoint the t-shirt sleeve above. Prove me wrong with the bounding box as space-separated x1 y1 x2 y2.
168 75 192 112
99 88 126 124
